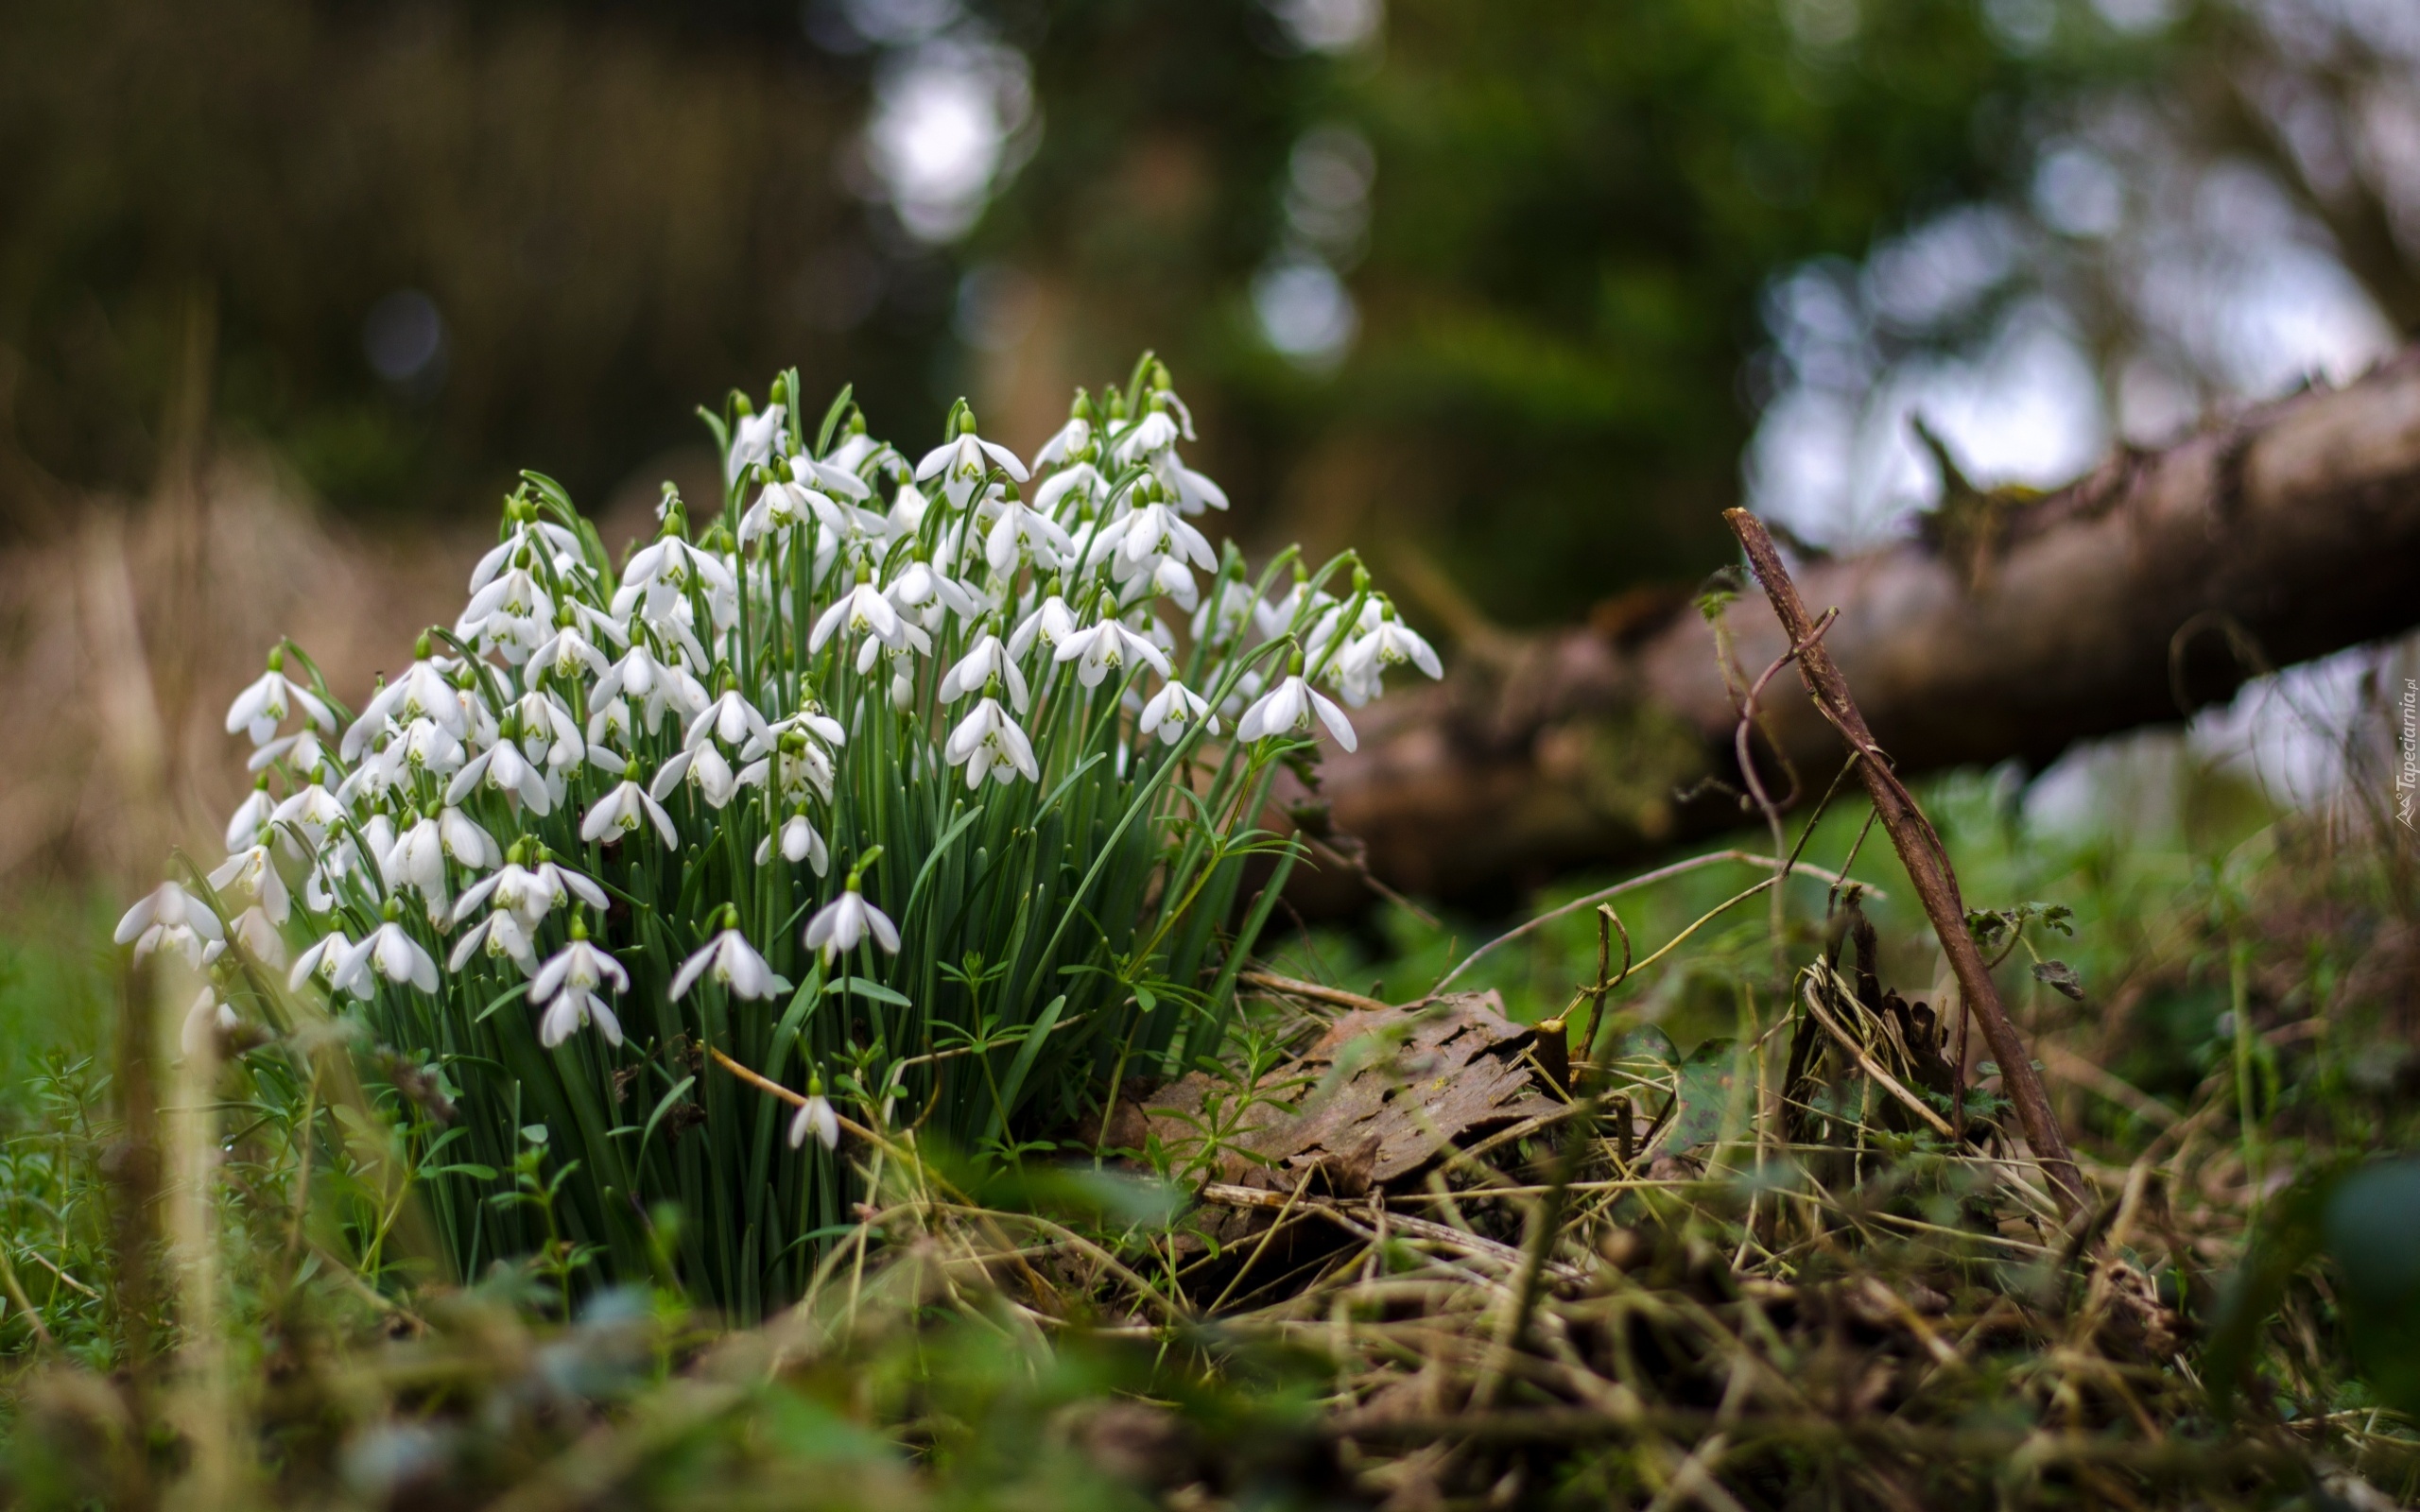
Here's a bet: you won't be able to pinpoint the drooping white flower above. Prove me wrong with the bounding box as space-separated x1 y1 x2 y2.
115 882 223 967
229 905 287 968
224 781 277 852
1237 672 1358 752
650 742 741 809
1008 593 1079 660
344 653 465 759
887 558 981 622
1111 404 1181 465
447 736 553 815
580 765 680 850
1034 462 1107 521
943 698 1040 788
754 809 830 874
383 813 451 918
208 845 290 927
528 618 613 687
182 987 240 1057
593 643 708 735
401 716 467 776
1052 616 1171 689
803 885 899 965
938 634 1029 713
1031 404 1093 470
787 1090 839 1150
531 926 629 1048
269 778 346 857
984 498 1077 577
247 727 328 776
686 689 773 753
1137 680 1217 745
727 401 786 479
438 806 502 871
915 417 1029 506
1341 613 1444 682
807 578 907 656
339 917 441 994
448 910 536 973
669 919 784 1002
224 654 336 747
454 858 606 931
456 565 553 663
289 931 365 997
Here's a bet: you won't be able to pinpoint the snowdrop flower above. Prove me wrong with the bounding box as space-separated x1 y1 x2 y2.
1189 577 1259 646
225 779 277 852
383 812 451 916
229 906 287 968
651 742 740 809
182 986 240 1057
728 400 785 479
887 558 981 622
1138 680 1216 745
887 479 930 539
1002 584 1069 655
755 808 830 874
915 410 1029 506
224 649 335 747
670 912 784 1001
939 634 1028 712
469 518 584 594
795 451 874 503
344 648 464 759
1102 495 1216 577
984 497 1076 577
1342 611 1444 681
1237 666 1358 751
1031 396 1094 470
686 687 773 754
528 616 613 686
1154 453 1229 515
448 909 536 973
808 576 908 656
289 931 365 997
115 882 222 967
738 734 837 806
594 643 708 735
749 702 847 759
247 727 327 776
531 918 628 1048
943 698 1040 788
581 761 680 849
788 1074 839 1150
456 566 553 663
618 530 737 624
1034 461 1107 520
1053 613 1171 689
454 855 606 931
208 845 290 926
804 858 899 964
1111 404 1181 466
340 907 441 994
271 777 347 855
402 716 467 777
439 805 501 871
448 733 552 815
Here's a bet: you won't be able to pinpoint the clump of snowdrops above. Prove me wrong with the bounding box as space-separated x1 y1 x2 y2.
116 356 1441 1314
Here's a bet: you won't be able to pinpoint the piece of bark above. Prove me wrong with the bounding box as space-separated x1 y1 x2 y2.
1298 348 2420 913
1137 991 1562 1193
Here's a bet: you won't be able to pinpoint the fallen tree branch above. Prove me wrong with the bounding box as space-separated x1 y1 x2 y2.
1302 350 2420 913
1730 508 2085 1214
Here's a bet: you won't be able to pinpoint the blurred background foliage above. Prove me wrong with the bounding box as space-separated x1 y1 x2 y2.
8 0 2419 620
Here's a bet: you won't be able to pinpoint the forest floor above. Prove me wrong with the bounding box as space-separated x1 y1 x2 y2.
1 741 2416 1511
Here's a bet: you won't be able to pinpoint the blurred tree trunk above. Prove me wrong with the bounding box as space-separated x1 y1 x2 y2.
1291 347 2420 915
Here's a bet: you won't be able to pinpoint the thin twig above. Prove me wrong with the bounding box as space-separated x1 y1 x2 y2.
1725 508 2086 1216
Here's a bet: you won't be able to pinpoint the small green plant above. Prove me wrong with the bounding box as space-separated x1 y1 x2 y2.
114 354 1442 1314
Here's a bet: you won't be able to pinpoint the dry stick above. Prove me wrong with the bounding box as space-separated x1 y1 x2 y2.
1724 509 2087 1216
